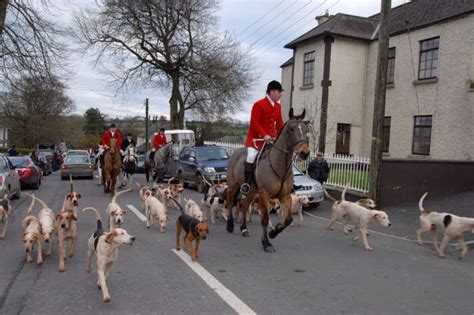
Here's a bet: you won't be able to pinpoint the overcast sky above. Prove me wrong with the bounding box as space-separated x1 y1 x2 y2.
52 0 406 121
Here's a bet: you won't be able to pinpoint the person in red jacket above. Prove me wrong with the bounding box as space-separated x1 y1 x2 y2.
241 80 284 196
101 123 123 150
149 128 167 163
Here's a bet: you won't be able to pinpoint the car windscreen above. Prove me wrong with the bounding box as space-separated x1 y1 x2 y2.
65 156 90 164
196 147 229 161
137 156 145 162
293 166 304 176
9 157 32 168
67 151 88 156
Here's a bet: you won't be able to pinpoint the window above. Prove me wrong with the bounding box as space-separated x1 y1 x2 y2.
382 117 391 152
303 51 315 86
336 123 351 155
387 48 396 84
412 115 432 155
418 37 439 80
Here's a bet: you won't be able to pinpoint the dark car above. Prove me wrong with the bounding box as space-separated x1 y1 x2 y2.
136 154 145 173
177 146 228 193
37 152 53 176
8 156 42 189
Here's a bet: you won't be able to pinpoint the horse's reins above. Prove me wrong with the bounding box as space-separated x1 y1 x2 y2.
254 121 307 197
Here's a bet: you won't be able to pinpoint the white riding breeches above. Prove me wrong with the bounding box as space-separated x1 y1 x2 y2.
246 147 259 163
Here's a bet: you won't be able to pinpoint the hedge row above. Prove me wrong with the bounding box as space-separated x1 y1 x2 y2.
0 147 33 156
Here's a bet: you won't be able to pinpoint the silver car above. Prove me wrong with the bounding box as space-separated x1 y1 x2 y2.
293 166 324 205
0 154 21 199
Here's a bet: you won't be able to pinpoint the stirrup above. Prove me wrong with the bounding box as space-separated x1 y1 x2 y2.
240 183 250 196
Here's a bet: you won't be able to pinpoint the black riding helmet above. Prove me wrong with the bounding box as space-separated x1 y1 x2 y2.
266 80 283 93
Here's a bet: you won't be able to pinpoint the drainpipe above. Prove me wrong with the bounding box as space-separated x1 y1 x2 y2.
290 48 296 110
318 35 335 153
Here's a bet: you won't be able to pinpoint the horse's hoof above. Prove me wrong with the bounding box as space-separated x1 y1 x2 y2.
241 229 250 237
261 240 275 253
226 221 234 233
268 229 278 239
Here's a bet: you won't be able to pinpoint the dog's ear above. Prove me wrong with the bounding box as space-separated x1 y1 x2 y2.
66 193 73 200
193 225 200 237
68 213 77 221
76 193 81 199
373 213 378 218
22 233 27 242
111 210 116 216
33 233 41 241
56 213 62 221
105 230 116 243
122 210 126 214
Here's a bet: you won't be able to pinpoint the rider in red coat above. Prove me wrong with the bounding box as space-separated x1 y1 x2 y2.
149 127 167 163
101 123 123 150
241 80 284 196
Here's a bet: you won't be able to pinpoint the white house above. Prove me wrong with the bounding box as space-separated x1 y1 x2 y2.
0 125 8 149
281 0 474 161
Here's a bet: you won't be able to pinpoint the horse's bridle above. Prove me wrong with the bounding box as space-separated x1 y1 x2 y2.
265 120 308 197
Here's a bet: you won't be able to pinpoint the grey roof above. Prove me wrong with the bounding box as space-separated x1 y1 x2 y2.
285 13 378 48
370 0 474 35
280 57 294 68
285 0 474 48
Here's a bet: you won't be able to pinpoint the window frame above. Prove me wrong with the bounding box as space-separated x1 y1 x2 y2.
412 115 432 156
382 116 391 153
418 37 440 80
387 48 396 84
303 51 315 86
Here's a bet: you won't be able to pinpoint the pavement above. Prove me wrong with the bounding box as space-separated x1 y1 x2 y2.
0 171 473 315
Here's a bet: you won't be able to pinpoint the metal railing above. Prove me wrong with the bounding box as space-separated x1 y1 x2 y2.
204 141 371 194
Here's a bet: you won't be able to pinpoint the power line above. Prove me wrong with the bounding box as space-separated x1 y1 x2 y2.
252 0 330 54
240 0 299 44
248 0 315 49
236 0 285 38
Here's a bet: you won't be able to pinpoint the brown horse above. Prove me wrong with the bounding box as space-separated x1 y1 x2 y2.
226 108 310 252
103 138 122 195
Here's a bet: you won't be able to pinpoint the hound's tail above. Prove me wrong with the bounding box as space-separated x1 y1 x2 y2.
324 190 338 203
167 177 175 185
136 182 144 189
26 193 36 216
69 174 74 193
170 197 185 214
418 192 429 214
341 184 349 201
83 207 103 232
111 188 132 204
201 176 213 188
35 196 49 210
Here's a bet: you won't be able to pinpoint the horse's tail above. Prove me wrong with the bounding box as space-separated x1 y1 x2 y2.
111 188 132 204
170 197 185 214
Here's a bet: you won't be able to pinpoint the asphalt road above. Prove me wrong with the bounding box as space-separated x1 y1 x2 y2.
0 172 473 315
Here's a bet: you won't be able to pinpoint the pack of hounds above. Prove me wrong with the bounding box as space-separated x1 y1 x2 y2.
0 176 473 303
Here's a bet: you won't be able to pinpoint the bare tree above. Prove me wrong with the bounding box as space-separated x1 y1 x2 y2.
302 96 335 154
74 0 255 128
0 1 68 86
0 75 74 148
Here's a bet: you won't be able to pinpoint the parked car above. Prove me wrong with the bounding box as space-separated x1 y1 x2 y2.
293 166 324 205
8 156 42 189
61 155 94 180
0 154 21 199
177 146 228 193
136 154 145 173
37 152 53 176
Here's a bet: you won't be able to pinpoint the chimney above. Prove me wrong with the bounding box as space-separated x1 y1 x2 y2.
316 10 331 25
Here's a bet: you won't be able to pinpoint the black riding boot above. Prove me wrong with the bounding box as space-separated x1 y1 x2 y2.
149 150 156 166
240 162 254 196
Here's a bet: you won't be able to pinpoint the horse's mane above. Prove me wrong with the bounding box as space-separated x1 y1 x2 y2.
274 121 288 143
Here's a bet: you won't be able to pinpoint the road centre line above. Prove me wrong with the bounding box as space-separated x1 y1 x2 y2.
126 204 147 222
172 249 256 315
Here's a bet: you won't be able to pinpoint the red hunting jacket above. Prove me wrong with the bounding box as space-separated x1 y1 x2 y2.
245 97 284 150
101 130 123 149
152 134 167 149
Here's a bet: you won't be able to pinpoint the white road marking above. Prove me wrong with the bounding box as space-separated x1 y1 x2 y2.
303 211 469 247
126 204 147 222
172 249 256 315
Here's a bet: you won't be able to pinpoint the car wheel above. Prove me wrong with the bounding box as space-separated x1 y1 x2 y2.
32 179 39 190
196 174 205 193
178 172 188 188
61 176 67 180
13 189 21 199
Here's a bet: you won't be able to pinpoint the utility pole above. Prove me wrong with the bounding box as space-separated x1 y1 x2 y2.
145 98 149 153
369 0 391 204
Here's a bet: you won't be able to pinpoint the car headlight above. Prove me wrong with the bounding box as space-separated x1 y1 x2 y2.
204 167 215 173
